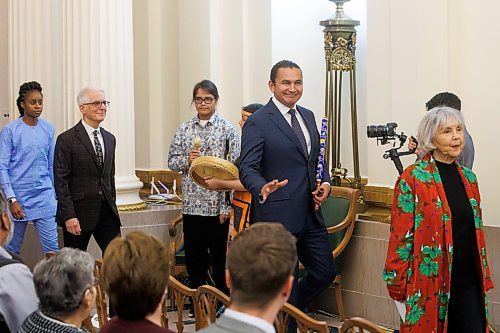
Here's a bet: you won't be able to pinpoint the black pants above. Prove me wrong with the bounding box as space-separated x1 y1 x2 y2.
183 214 229 294
62 200 121 256
447 284 486 333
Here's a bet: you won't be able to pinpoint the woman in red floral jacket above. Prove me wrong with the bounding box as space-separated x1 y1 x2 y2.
383 107 493 333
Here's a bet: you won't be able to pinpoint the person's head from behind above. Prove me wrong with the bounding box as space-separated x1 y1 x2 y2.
269 60 303 109
425 92 461 111
16 81 43 118
227 222 297 309
77 86 108 128
417 107 465 162
34 248 96 321
192 80 219 120
0 190 14 248
238 103 263 129
102 231 169 321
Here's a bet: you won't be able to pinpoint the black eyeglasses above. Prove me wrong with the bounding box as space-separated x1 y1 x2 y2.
82 100 110 108
194 97 215 105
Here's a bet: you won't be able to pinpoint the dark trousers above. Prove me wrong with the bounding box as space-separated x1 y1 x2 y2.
447 284 486 333
289 217 336 310
62 200 121 256
183 214 229 295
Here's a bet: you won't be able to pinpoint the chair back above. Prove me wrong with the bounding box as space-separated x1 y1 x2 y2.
196 285 230 329
340 316 385 333
93 259 108 328
321 186 360 258
167 275 199 332
168 212 186 276
275 302 329 333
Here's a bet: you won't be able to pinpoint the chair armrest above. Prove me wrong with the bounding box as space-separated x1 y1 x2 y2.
169 212 183 237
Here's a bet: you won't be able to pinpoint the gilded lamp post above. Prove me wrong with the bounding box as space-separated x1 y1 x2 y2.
320 0 361 189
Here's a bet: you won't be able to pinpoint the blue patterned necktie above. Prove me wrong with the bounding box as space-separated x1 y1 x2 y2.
289 109 307 155
93 130 104 167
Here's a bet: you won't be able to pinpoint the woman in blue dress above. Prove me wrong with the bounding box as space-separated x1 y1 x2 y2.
0 81 59 254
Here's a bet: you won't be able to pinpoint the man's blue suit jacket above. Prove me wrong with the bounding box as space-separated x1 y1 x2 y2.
239 99 330 234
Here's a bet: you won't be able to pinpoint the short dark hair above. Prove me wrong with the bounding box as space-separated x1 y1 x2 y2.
102 231 169 320
16 81 43 116
425 92 461 111
270 60 301 83
242 103 263 114
192 80 219 103
227 222 297 308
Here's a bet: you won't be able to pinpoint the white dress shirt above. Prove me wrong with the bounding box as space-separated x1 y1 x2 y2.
272 97 311 154
222 308 275 333
81 119 105 160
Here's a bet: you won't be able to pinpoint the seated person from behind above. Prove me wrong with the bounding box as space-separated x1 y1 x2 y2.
19 247 96 333
199 222 297 333
100 231 175 333
0 189 38 333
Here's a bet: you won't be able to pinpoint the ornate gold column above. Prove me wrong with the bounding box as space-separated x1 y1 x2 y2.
320 0 361 190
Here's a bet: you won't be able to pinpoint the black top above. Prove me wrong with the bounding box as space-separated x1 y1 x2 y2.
436 160 479 292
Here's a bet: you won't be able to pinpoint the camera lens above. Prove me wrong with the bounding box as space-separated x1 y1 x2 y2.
367 125 388 138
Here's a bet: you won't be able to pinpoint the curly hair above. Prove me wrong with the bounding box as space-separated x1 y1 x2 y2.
16 81 43 116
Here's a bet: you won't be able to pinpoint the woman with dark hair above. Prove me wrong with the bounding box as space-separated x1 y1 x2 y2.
384 107 493 333
168 80 240 295
0 81 59 255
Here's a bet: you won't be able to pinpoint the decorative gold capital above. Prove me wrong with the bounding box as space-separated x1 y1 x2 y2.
324 33 357 72
117 201 147 212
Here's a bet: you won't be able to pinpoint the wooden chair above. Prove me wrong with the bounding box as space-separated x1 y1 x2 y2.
168 212 187 276
196 285 230 329
340 317 385 333
321 186 361 321
166 275 199 332
275 302 329 333
93 259 108 328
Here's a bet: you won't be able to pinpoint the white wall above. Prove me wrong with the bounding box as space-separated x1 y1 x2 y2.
271 0 368 180
365 0 500 226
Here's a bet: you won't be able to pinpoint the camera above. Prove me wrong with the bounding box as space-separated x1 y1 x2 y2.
367 122 398 139
367 122 414 175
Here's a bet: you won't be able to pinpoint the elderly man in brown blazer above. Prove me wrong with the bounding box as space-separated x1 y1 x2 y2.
54 87 121 254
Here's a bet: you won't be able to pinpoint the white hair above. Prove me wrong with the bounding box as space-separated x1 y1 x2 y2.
417 107 465 155
34 248 94 317
76 86 105 105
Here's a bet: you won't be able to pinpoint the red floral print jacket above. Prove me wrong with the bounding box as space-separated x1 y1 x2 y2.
383 154 493 333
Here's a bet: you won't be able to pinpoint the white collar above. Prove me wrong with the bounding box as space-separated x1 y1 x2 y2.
0 246 11 259
81 119 101 136
223 308 275 333
272 97 297 117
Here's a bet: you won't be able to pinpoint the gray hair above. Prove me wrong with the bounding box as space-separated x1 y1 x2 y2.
0 190 14 247
417 106 465 155
76 86 105 105
34 248 94 317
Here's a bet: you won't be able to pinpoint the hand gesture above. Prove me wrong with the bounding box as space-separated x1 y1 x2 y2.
65 218 81 235
312 183 330 206
204 177 225 191
219 214 229 224
188 149 200 165
260 179 289 201
408 136 421 155
10 201 25 220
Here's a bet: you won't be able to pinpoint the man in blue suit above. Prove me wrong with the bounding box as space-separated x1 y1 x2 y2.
239 60 335 310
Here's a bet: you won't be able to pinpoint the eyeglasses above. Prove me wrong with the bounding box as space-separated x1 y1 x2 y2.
194 97 215 105
82 100 110 108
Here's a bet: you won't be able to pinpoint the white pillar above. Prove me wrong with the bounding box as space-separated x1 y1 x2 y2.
9 0 144 210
